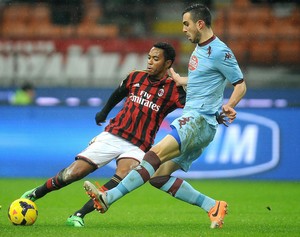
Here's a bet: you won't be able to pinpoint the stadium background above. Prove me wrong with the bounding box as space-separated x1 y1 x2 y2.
0 0 299 180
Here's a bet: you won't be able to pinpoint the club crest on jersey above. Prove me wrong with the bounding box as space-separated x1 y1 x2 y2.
224 52 232 61
207 46 212 57
188 55 198 71
158 88 164 97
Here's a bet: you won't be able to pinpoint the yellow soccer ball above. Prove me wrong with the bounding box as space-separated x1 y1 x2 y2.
8 198 38 225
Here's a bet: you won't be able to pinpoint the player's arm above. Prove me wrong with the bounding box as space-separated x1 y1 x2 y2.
95 79 129 125
215 47 246 124
222 79 247 123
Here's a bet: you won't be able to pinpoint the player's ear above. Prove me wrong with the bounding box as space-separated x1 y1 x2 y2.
197 20 205 30
165 59 172 69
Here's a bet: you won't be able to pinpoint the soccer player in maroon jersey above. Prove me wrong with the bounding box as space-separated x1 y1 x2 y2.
20 42 186 226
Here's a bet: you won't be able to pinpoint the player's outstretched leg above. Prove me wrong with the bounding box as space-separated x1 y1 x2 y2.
20 168 70 201
149 175 228 228
208 200 228 228
21 160 96 203
84 151 161 213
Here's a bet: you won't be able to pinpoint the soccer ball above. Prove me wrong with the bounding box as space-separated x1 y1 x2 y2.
8 198 38 225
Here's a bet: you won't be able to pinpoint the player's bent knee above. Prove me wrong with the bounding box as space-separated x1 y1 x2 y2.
63 159 96 183
62 167 90 183
115 168 131 179
60 168 76 183
116 159 139 178
149 175 170 189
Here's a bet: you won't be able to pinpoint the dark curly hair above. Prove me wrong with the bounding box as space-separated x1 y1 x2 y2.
153 42 176 68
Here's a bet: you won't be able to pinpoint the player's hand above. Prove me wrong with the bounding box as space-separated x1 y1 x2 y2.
169 68 181 86
95 111 106 126
216 112 229 127
222 105 237 123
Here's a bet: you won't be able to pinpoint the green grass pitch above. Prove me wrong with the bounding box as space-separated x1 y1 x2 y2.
1 178 299 237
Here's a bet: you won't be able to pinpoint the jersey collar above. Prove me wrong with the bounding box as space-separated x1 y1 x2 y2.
198 35 216 47
148 72 169 84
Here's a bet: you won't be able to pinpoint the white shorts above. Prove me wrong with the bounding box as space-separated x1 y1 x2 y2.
76 132 145 168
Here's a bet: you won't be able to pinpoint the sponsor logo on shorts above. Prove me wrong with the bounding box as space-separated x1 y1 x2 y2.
178 116 194 129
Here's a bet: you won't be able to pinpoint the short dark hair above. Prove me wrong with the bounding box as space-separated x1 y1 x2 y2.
153 42 176 68
182 4 212 27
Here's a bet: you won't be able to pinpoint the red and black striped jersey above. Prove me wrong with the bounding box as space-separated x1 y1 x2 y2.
105 70 186 152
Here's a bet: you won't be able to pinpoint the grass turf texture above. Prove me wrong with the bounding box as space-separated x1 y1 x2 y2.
1 178 299 237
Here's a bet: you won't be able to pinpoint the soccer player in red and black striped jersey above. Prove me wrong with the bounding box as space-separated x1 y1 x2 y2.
105 68 186 152
20 42 186 226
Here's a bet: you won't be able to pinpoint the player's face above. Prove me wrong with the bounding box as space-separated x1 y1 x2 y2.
146 47 169 79
182 12 201 44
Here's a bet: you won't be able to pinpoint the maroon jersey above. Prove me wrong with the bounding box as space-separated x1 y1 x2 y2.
105 70 185 152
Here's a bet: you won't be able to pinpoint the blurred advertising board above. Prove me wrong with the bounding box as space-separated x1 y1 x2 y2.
1 105 299 180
